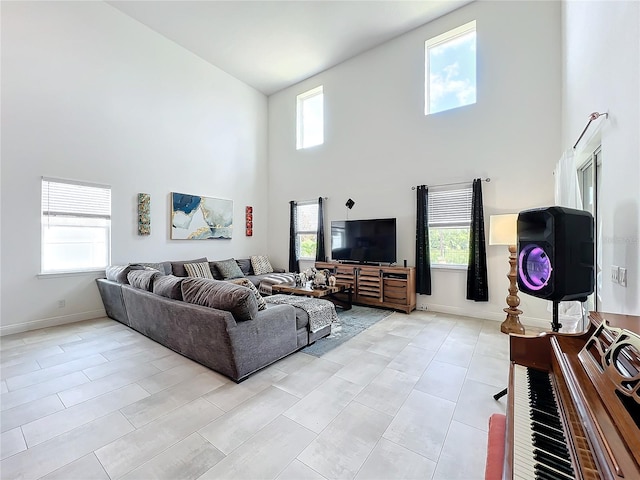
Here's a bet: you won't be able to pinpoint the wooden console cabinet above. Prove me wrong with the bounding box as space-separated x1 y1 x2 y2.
315 262 416 313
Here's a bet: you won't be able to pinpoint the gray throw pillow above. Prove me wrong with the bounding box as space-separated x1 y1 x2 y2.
153 275 184 300
207 262 224 280
130 262 171 275
229 278 267 311
105 265 144 284
181 277 258 321
236 258 253 276
212 259 245 280
170 258 208 277
127 269 161 291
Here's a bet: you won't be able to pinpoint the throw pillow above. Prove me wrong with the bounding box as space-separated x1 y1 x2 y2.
229 278 267 311
184 262 214 279
250 255 274 275
153 275 184 300
170 258 208 277
181 277 258 322
127 269 161 291
212 259 245 280
236 258 253 276
130 262 171 275
207 262 224 280
105 265 144 284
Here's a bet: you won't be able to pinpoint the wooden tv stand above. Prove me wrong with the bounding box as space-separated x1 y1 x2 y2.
315 262 416 313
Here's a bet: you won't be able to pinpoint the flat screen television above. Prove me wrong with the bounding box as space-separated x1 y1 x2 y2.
331 218 397 264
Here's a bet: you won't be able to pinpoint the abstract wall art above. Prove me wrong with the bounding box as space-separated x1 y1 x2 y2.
246 206 253 236
171 192 233 239
138 193 150 236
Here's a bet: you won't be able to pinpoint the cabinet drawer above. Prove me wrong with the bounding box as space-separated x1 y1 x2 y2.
384 279 407 288
384 287 407 302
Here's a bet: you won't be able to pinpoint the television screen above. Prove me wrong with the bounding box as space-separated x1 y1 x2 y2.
331 218 397 264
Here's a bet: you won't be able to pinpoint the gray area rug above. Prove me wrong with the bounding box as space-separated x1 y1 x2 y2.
301 305 393 357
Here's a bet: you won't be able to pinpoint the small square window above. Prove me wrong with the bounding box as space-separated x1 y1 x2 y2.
425 21 476 115
297 86 324 149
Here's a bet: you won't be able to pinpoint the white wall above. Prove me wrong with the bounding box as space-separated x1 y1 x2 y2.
563 1 640 316
268 1 562 328
1 2 268 334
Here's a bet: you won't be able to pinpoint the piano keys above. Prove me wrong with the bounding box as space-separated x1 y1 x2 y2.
503 312 640 480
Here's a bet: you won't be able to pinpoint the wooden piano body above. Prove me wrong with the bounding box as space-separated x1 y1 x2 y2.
504 312 640 480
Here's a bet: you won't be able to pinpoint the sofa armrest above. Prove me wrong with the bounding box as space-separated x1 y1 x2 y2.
96 278 129 326
227 304 297 379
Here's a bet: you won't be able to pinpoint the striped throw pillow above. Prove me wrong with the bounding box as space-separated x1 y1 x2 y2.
184 261 214 279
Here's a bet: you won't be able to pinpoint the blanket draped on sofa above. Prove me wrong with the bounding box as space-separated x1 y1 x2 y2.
265 294 337 333
257 273 298 295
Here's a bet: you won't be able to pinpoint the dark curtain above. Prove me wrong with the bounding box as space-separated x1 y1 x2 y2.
315 197 326 262
466 178 489 301
288 201 299 273
415 185 432 295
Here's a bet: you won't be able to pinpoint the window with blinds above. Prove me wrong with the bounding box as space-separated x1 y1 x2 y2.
428 185 472 266
41 178 111 273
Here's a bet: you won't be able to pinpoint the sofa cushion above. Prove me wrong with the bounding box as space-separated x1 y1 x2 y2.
127 269 161 291
153 275 184 300
229 278 267 311
250 255 274 275
181 277 258 322
184 261 214 279
105 264 144 284
236 258 253 276
212 259 245 280
170 258 208 277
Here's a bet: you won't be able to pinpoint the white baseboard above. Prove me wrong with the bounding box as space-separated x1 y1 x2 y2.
0 309 107 337
418 302 551 330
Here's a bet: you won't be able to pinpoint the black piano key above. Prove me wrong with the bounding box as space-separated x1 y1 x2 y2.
532 433 571 458
534 450 575 477
535 462 575 480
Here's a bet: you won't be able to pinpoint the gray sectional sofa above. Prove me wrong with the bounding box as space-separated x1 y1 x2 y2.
96 257 331 382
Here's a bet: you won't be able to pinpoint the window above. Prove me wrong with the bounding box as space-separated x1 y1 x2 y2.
296 86 324 149
296 201 319 259
428 185 472 266
41 178 111 273
425 20 476 115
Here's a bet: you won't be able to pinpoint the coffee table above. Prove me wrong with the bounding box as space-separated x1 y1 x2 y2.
271 283 352 310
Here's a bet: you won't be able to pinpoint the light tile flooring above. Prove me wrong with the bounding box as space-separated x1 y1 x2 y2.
0 310 519 480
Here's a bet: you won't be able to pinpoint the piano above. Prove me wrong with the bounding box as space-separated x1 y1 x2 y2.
504 311 640 480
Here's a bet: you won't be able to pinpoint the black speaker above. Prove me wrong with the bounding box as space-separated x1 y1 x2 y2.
345 198 355 209
517 206 594 302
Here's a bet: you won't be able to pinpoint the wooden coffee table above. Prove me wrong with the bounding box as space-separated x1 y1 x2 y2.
271 283 352 310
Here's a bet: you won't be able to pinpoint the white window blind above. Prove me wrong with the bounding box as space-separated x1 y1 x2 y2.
428 186 473 227
41 178 111 273
296 200 319 259
42 178 111 219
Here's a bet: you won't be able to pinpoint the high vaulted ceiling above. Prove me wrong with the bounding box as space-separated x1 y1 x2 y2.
108 1 473 95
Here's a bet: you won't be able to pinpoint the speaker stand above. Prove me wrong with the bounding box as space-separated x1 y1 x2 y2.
551 300 562 332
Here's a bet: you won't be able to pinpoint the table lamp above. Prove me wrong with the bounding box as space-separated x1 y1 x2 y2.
489 214 525 334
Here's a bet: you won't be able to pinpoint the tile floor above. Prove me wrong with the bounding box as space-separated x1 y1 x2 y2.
0 310 518 479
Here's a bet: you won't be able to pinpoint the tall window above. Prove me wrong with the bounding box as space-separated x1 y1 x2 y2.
296 86 324 149
425 20 476 115
41 178 111 273
296 201 319 259
428 185 472 266
578 147 602 311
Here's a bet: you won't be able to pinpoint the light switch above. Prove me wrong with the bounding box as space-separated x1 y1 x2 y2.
611 265 619 283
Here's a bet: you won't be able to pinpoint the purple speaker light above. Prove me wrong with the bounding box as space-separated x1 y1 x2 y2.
518 244 552 291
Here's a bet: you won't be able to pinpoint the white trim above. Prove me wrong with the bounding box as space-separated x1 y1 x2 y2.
0 310 107 336
37 269 106 279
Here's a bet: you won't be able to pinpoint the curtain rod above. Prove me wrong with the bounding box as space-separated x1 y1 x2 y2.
573 112 608 149
411 178 490 190
294 197 328 204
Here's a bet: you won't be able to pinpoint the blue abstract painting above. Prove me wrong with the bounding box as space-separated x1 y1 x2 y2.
171 192 233 239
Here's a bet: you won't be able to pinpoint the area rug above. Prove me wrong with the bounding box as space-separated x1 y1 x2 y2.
301 305 393 357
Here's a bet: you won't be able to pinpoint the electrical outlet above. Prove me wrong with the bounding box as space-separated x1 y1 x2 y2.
611 266 619 283
619 268 627 287
57 299 66 308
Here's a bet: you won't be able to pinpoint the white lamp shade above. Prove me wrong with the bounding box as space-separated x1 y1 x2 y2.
489 214 518 246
